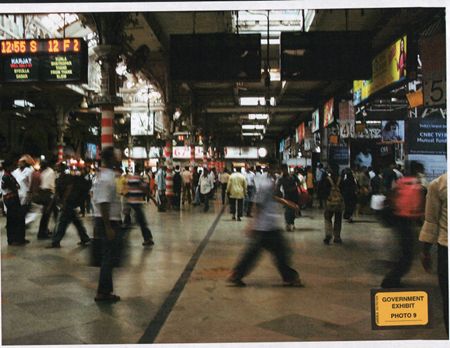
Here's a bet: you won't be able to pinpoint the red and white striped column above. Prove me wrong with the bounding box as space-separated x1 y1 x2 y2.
164 140 173 197
101 105 114 149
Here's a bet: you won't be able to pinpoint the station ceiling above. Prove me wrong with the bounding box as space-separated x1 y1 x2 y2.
0 7 444 148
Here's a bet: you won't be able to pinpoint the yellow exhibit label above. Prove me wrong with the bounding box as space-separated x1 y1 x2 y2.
374 291 429 327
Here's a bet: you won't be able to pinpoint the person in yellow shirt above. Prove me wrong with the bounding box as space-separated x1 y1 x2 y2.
226 169 247 221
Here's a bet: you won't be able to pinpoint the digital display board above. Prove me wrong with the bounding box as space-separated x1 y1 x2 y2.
0 38 87 83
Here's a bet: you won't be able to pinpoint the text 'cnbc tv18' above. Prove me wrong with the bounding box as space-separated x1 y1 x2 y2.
0 38 88 83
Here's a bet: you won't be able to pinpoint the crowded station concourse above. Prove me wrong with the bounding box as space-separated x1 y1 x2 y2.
0 3 448 346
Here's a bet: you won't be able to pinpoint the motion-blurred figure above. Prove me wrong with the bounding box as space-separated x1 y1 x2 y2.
419 173 448 335
37 159 57 239
227 165 303 287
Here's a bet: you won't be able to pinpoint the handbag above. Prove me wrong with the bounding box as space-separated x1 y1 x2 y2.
370 194 386 211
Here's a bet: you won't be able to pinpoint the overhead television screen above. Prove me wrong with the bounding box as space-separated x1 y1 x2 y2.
280 31 372 80
170 33 261 81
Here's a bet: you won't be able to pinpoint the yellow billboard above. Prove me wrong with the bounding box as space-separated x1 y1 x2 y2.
354 36 407 105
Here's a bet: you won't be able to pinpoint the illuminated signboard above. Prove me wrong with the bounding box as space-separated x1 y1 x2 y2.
353 36 407 105
311 109 320 133
0 38 87 83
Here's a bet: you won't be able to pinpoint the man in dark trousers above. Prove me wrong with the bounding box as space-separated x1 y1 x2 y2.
47 166 91 248
172 165 182 210
1 158 27 245
92 147 123 302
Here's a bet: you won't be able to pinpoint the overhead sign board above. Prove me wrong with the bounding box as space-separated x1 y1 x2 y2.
0 38 88 83
224 147 258 159
353 36 407 105
406 118 447 155
173 146 204 159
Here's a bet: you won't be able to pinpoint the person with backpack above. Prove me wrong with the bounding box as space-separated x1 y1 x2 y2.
322 165 344 244
381 160 426 288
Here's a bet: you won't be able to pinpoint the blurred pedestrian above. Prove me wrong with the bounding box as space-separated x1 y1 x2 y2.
219 168 230 205
92 147 122 302
125 167 155 246
227 165 303 287
227 169 247 221
172 165 182 210
322 165 344 244
419 173 448 335
381 161 426 288
155 164 167 212
47 166 91 248
181 166 193 205
306 166 314 208
12 155 34 230
1 158 27 245
276 165 300 231
36 159 57 239
199 168 214 212
244 166 256 217
341 168 358 223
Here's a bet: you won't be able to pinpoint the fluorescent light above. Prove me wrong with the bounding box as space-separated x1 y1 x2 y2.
242 132 261 136
242 124 265 130
248 113 269 120
240 97 265 106
14 99 34 108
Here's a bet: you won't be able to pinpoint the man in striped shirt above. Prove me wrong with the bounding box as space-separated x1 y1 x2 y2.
125 168 154 246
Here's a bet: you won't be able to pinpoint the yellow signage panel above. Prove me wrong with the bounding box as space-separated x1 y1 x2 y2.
372 290 430 329
354 36 407 105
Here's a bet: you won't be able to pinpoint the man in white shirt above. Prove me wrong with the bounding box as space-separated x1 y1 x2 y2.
12 156 34 208
93 147 123 302
37 160 57 239
219 168 230 204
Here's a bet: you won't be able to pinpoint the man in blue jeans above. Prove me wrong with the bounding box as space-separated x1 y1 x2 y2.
92 147 123 302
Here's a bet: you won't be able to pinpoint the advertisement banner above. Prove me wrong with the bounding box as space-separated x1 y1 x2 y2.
408 154 447 181
311 109 320 133
173 146 204 159
381 120 405 143
339 120 355 139
323 97 334 128
353 36 407 105
355 121 382 139
406 118 447 155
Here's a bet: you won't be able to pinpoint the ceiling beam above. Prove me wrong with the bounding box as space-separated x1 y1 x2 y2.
205 106 314 114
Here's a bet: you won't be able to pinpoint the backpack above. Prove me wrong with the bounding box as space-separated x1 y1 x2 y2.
326 176 344 211
393 177 425 218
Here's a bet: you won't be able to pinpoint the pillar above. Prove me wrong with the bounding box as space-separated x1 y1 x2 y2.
190 144 195 168
101 105 114 148
56 108 65 163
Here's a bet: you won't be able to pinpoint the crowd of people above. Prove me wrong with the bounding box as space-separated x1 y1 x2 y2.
0 153 447 333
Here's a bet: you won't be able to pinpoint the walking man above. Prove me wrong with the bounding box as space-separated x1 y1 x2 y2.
228 165 303 287
227 169 247 221
92 147 123 302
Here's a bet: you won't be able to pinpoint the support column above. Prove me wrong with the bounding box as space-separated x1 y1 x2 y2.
92 45 122 151
164 140 173 197
101 105 114 148
56 108 65 163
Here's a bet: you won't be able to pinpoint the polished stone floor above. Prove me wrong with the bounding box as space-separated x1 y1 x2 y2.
1 197 448 345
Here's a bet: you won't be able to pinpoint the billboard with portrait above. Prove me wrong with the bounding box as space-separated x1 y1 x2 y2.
353 36 407 105
323 98 334 128
381 120 405 143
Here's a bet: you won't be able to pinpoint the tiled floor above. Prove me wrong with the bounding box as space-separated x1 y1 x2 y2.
1 198 448 345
